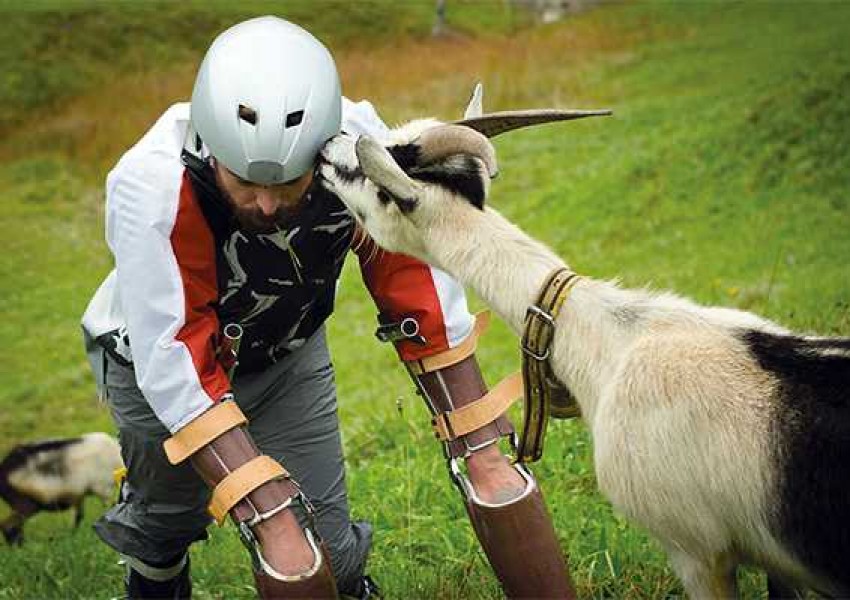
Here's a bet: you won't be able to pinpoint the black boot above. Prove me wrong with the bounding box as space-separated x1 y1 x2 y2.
340 574 382 599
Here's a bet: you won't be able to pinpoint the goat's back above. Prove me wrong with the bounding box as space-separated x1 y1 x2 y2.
1 433 121 508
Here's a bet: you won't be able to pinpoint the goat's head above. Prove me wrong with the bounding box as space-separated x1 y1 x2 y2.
319 119 496 258
318 83 612 258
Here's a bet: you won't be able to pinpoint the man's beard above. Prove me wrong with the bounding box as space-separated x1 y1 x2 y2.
230 205 289 234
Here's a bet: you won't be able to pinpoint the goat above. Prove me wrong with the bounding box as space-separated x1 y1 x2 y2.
0 432 122 545
318 115 850 597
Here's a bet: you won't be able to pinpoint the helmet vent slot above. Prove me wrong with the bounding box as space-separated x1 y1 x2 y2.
285 110 304 128
238 104 258 125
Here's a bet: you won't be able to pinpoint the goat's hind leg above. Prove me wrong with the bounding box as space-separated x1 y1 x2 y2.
1 512 26 546
668 549 738 599
73 498 85 529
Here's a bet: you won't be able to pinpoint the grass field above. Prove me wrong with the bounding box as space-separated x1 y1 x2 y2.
1 1 849 598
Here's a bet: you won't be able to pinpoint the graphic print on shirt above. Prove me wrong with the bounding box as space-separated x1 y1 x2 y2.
210 183 356 374
95 325 133 366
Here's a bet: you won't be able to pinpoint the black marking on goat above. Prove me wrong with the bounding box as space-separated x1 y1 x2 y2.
34 452 69 479
377 189 418 215
387 144 421 171
0 438 80 477
742 330 850 591
330 163 365 184
0 437 82 517
410 155 486 210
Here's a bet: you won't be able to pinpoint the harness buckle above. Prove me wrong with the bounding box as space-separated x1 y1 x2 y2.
522 305 555 361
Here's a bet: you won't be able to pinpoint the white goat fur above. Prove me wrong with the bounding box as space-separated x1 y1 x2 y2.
320 119 844 597
8 433 121 505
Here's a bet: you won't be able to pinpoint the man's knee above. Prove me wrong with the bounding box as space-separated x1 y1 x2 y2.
94 493 210 567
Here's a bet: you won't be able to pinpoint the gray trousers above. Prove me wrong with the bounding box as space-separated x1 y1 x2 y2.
91 326 371 592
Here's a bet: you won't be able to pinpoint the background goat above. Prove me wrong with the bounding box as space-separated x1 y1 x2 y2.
318 119 850 598
0 432 122 545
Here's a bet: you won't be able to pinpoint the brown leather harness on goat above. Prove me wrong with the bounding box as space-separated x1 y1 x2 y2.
517 267 582 463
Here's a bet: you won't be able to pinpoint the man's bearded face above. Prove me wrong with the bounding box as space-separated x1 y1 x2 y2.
213 160 314 233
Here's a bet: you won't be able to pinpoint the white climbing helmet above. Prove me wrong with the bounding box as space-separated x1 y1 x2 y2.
190 16 342 184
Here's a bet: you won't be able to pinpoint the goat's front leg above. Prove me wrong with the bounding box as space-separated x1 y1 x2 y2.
668 549 737 599
73 498 85 528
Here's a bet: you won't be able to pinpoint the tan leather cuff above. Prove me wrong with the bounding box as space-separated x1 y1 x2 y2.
432 372 522 442
208 456 289 525
164 401 246 464
190 427 300 526
406 311 490 375
414 354 515 458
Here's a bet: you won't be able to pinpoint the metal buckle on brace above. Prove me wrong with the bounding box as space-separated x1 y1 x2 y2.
375 317 427 345
238 489 317 573
522 305 555 361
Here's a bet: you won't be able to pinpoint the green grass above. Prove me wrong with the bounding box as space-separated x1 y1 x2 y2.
2 1 849 598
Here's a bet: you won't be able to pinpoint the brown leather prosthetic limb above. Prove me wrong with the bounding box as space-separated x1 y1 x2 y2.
414 355 514 458
167 403 337 599
409 356 575 598
466 467 575 599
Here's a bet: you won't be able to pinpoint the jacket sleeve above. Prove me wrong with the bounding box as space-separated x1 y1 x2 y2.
339 98 475 360
107 154 230 433
353 231 475 362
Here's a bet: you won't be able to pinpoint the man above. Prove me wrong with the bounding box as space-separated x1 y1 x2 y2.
82 15 573 599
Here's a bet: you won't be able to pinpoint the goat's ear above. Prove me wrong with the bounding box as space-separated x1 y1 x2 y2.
356 136 421 210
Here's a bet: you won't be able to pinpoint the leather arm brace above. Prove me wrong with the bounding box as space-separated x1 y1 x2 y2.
414 355 516 459
164 402 338 598
390 312 519 459
163 401 300 526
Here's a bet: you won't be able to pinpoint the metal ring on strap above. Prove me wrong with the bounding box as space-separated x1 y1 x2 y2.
431 371 524 441
407 311 491 375
208 455 289 526
163 401 247 465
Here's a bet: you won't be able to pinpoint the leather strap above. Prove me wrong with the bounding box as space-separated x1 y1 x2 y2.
208 455 289 525
407 311 490 375
517 268 581 463
164 401 247 465
432 372 523 441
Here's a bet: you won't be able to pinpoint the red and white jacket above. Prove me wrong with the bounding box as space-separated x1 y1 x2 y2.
82 101 474 433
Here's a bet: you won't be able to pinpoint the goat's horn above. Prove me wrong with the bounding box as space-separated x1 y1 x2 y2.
416 124 499 178
356 135 421 202
463 82 484 119
451 108 613 138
